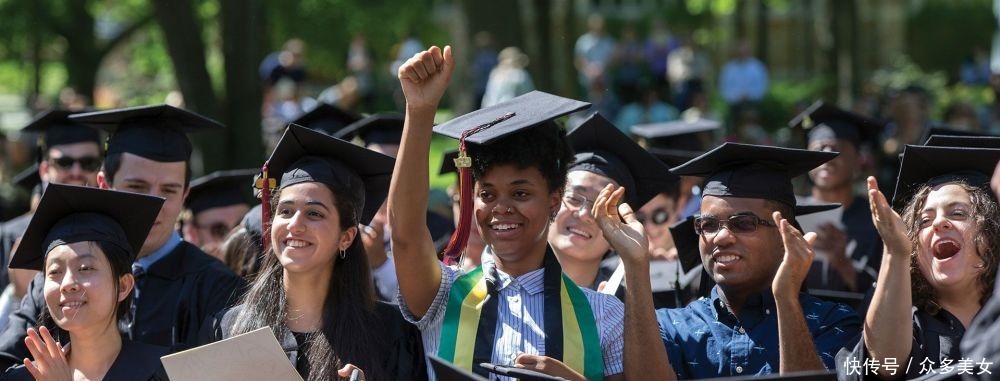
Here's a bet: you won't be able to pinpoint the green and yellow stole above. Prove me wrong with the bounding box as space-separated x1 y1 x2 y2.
437 249 604 380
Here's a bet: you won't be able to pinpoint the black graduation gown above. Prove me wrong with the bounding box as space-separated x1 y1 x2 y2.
0 213 31 291
1 340 170 381
203 302 428 381
838 307 965 380
0 241 246 369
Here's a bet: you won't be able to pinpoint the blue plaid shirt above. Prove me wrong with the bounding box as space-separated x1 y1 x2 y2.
656 287 861 378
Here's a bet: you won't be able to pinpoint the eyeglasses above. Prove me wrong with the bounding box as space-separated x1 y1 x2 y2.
694 214 777 236
196 222 234 240
562 192 593 212
636 208 671 226
49 156 102 172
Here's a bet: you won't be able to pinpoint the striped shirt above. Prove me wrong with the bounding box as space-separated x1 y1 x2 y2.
399 259 625 380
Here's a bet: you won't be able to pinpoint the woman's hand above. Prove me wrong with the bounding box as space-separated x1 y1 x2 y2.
591 184 649 266
514 354 586 381
398 45 454 111
337 363 366 381
23 326 72 381
867 176 911 258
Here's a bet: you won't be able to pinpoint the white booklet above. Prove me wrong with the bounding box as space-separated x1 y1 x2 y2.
161 327 303 381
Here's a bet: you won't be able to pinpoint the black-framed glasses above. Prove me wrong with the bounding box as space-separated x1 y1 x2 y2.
694 214 777 236
562 192 593 212
636 208 671 226
49 156 102 172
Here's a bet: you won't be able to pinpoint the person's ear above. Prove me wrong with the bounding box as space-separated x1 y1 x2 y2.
119 274 135 302
340 225 358 251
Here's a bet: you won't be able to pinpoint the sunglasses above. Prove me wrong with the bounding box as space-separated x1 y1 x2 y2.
636 208 671 226
49 156 102 172
197 222 234 240
694 214 777 237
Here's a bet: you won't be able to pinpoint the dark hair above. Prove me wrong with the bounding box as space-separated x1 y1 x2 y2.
901 180 999 312
467 120 574 194
39 240 134 336
220 225 264 282
765 200 799 232
229 182 386 381
101 152 192 189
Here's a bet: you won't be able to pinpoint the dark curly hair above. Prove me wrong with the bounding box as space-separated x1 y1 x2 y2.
466 120 574 194
900 180 999 313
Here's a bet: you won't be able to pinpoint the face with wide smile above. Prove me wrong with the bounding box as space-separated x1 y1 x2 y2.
698 196 783 291
914 183 985 294
271 182 356 275
548 170 614 263
475 164 560 268
44 241 131 333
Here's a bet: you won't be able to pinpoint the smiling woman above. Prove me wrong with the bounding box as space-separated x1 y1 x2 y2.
845 144 1000 380
2 184 168 381
198 124 427 381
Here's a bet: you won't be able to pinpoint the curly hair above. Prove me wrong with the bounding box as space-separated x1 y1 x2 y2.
466 120 574 194
900 180 1000 313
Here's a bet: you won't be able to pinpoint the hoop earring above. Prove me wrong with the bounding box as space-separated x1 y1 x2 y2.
339 249 346 259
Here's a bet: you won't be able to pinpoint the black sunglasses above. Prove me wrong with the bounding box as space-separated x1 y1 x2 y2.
694 214 777 236
636 208 671 226
49 156 102 172
197 222 234 240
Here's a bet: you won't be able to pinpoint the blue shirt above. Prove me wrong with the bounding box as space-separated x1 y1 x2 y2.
656 286 861 378
135 231 182 271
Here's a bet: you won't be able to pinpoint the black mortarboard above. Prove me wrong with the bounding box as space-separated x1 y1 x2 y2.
9 184 163 271
924 135 1000 149
919 125 993 146
670 143 840 215
431 91 590 262
21 109 100 149
439 149 460 176
335 113 405 145
259 123 395 225
631 118 719 151
13 164 41 192
186 169 258 215
670 215 701 273
433 90 590 144
566 113 676 206
290 102 362 137
891 145 1000 209
70 104 223 162
788 101 884 147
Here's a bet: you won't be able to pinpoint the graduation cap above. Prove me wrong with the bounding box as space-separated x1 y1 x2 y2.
891 145 1000 209
787 100 884 147
335 113 405 145
186 169 258 215
430 90 590 263
919 125 993 146
12 164 41 192
21 109 101 150
632 118 719 152
8 184 164 271
566 113 676 206
256 124 395 249
70 104 223 162
647 147 704 168
670 143 840 215
923 134 1000 148
290 102 362 137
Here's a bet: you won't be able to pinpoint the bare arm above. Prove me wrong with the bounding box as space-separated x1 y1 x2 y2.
388 46 454 318
592 185 675 380
862 176 913 378
771 211 826 373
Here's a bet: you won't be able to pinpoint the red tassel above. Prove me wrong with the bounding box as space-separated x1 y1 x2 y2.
442 165 473 265
260 162 272 253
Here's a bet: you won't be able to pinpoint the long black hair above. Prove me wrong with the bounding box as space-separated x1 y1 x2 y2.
229 182 387 381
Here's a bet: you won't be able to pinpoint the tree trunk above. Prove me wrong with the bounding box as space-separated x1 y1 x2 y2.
150 0 222 174
220 0 266 169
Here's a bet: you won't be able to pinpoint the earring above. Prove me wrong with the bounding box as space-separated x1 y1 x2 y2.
507 207 513 214
339 249 346 259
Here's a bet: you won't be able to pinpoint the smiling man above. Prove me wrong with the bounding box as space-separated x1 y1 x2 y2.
619 143 862 379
